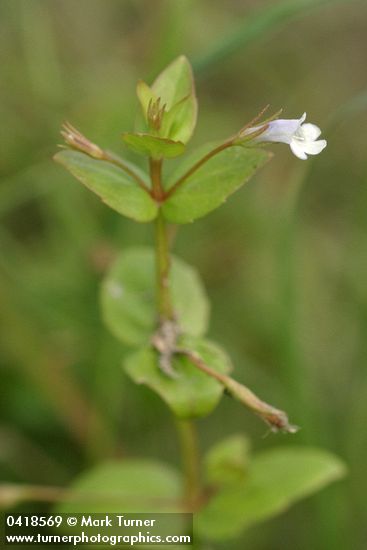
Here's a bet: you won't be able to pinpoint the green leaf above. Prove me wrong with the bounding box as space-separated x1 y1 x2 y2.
124 336 232 419
136 79 158 123
163 141 218 187
55 460 188 548
204 434 251 486
161 93 198 144
100 247 209 346
54 150 157 222
162 145 271 223
152 55 195 111
122 133 185 159
152 56 197 144
137 56 197 144
56 459 182 515
197 447 347 540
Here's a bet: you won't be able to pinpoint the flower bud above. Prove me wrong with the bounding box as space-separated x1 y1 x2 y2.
61 122 105 159
147 97 166 132
241 113 327 160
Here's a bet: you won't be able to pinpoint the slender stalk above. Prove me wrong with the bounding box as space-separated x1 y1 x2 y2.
150 157 165 202
154 212 174 320
176 420 201 507
149 158 202 518
163 107 276 201
150 158 174 320
165 139 234 199
104 151 150 193
175 347 298 433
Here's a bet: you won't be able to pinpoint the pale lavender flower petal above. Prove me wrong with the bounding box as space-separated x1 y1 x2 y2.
290 140 308 160
244 112 326 160
300 123 321 141
302 139 327 156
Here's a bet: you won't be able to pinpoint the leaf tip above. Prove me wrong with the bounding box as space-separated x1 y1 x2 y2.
53 150 65 165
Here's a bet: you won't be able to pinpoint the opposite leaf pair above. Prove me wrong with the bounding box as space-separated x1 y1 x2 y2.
55 56 326 228
57 441 345 541
126 55 197 158
54 55 326 431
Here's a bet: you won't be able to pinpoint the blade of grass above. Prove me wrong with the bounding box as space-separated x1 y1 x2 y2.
148 0 195 78
0 166 52 218
193 0 352 76
272 89 367 546
0 272 111 454
0 426 69 484
18 0 64 103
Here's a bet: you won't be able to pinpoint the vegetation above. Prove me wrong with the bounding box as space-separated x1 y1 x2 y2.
1 1 366 548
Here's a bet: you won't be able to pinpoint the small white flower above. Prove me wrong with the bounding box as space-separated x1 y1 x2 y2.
245 113 327 160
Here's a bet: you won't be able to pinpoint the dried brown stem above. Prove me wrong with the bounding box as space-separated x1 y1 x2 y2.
175 347 298 434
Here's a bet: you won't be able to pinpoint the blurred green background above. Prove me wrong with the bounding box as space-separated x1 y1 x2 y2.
1 0 366 548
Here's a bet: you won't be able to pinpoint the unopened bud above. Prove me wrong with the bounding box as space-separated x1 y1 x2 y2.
61 122 105 159
147 98 166 131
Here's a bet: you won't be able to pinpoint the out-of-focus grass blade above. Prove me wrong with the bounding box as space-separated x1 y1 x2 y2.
0 271 113 455
0 164 53 218
148 0 195 78
327 89 367 126
18 0 64 102
0 426 69 483
193 0 352 76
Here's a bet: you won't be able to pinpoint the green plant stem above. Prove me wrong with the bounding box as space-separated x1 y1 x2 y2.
150 157 202 514
176 419 201 507
150 158 165 202
150 158 175 320
154 212 174 320
104 151 150 193
165 139 234 199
